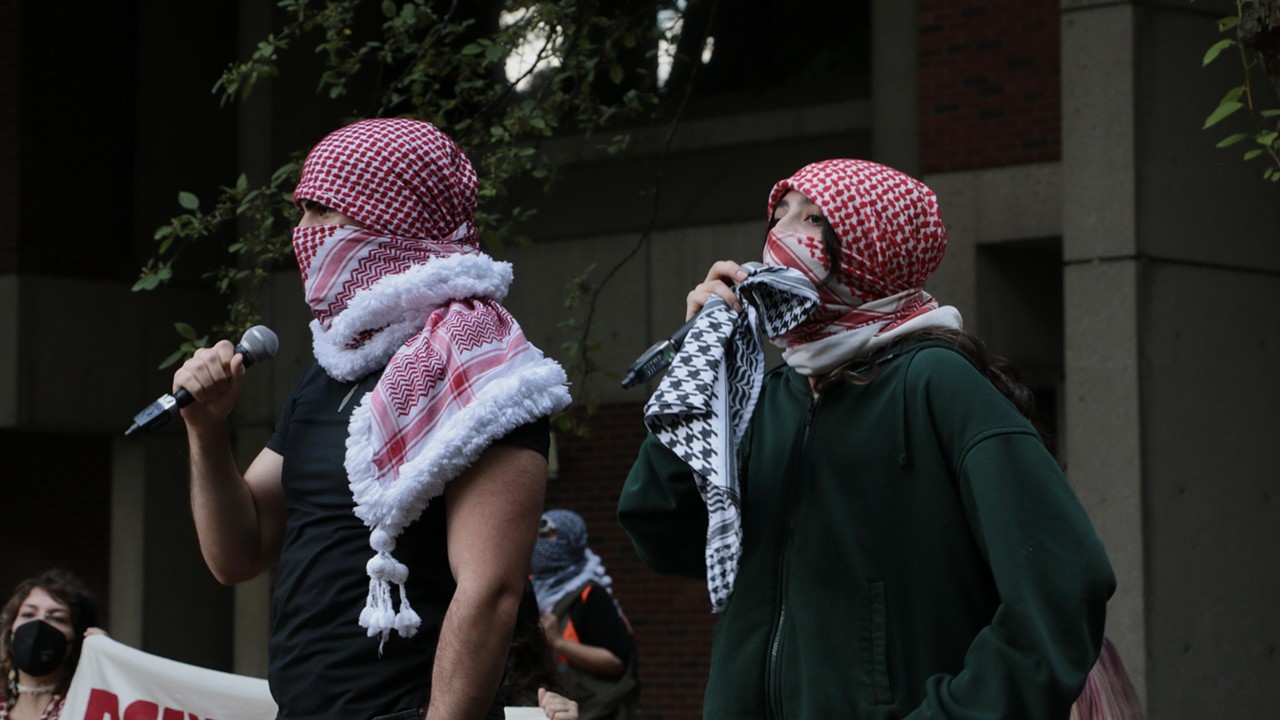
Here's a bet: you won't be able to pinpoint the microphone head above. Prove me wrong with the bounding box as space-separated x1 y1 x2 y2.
237 325 280 366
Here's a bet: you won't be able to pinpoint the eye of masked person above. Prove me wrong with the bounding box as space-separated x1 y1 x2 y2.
537 516 558 538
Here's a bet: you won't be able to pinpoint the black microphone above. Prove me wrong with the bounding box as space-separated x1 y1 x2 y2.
619 316 699 390
124 325 280 437
620 262 762 389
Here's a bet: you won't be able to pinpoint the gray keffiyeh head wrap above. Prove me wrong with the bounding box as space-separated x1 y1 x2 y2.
530 509 615 613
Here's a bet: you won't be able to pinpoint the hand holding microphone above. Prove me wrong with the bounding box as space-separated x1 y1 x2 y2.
621 261 760 389
125 325 279 437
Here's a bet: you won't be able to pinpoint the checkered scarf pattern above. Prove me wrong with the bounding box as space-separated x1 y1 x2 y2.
293 118 479 243
292 119 571 646
644 265 818 612
765 159 960 375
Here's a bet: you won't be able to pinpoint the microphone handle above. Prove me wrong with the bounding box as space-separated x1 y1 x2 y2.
667 314 700 347
621 263 763 390
620 339 678 390
123 342 258 437
619 314 704 389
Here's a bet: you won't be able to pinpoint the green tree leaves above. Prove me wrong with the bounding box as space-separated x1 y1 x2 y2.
1203 38 1235 66
1201 0 1280 181
136 1 685 396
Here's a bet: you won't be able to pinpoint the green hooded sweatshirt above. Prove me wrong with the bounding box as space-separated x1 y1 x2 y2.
618 340 1115 719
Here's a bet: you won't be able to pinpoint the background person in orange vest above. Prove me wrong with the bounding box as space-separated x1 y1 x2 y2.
530 510 639 720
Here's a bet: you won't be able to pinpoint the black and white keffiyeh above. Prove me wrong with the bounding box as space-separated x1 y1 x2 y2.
643 265 818 611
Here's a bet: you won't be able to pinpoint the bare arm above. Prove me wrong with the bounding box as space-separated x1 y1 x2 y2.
427 443 547 720
176 341 288 585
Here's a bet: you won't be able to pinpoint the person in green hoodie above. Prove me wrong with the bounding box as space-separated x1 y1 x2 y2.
618 158 1116 719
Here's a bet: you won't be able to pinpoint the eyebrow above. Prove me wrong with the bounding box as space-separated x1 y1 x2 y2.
776 195 820 207
21 603 68 614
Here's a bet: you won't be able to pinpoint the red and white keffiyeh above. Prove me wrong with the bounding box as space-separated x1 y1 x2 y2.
763 159 962 375
292 118 571 645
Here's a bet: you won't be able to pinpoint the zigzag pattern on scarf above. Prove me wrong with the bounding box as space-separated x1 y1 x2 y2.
375 305 519 414
378 358 443 414
325 237 454 321
437 302 518 352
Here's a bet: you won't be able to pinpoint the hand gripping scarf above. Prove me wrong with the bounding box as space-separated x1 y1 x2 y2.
764 159 963 375
292 118 572 645
643 265 819 611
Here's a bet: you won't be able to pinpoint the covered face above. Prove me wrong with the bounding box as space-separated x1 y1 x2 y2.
762 159 949 350
9 587 74 678
290 118 483 329
530 509 589 576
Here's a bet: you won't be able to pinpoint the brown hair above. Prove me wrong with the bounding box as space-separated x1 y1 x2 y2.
498 581 562 706
1 569 100 698
812 327 1061 466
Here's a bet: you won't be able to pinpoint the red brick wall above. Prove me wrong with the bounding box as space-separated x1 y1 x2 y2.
919 0 1062 173
547 402 715 720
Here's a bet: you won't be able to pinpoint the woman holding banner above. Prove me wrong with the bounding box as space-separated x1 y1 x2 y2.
1 569 101 720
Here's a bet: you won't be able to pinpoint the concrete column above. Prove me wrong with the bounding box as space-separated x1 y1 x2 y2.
110 429 235 670
1061 255 1145 678
1062 1 1280 716
872 0 920 174
233 576 272 678
1061 0 1146 698
229 0 279 676
109 437 148 648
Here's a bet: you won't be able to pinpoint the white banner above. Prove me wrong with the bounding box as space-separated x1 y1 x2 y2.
61 635 277 720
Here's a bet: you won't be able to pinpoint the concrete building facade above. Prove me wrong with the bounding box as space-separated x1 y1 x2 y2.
2 1 1276 718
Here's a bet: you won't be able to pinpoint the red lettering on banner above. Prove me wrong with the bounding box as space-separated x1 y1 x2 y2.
123 700 159 720
78 689 204 720
84 689 121 720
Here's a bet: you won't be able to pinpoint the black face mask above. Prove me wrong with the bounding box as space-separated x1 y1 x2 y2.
10 620 68 677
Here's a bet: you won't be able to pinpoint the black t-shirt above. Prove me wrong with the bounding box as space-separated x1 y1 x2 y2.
562 583 635 665
265 363 549 719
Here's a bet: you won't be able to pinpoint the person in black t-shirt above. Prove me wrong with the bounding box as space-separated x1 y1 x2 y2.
172 119 571 720
530 510 639 720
